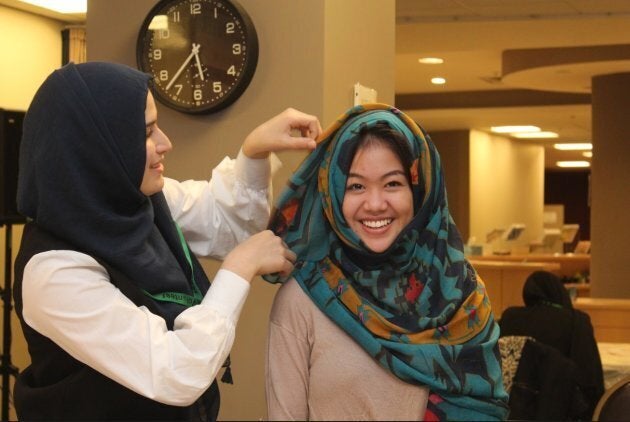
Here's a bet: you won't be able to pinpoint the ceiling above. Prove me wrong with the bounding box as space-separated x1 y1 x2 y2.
0 0 84 22
3 0 630 168
395 0 630 169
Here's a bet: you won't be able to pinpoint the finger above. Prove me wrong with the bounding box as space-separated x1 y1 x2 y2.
300 120 322 140
285 248 297 263
279 259 295 277
282 136 317 151
290 115 321 138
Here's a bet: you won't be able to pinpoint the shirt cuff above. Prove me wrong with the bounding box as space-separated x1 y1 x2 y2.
234 148 274 190
202 269 250 323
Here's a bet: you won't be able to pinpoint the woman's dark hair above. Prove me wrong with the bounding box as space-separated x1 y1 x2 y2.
341 121 414 184
523 270 574 309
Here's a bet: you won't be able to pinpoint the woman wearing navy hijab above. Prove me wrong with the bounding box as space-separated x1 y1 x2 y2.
13 61 320 420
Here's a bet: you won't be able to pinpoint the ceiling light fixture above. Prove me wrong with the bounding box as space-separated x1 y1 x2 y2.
556 161 590 168
431 77 446 85
553 143 593 151
418 57 444 64
512 131 559 139
18 0 86 13
582 151 593 158
491 125 540 133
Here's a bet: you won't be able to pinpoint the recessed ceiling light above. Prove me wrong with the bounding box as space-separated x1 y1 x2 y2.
18 0 86 13
513 131 559 139
556 161 590 168
553 143 593 151
491 125 540 133
582 151 593 158
431 77 446 85
418 57 444 64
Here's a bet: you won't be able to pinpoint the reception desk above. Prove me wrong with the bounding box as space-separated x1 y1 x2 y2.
470 260 561 317
470 253 590 280
575 298 630 343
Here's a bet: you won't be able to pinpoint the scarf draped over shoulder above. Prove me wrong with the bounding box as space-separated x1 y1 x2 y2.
264 104 508 420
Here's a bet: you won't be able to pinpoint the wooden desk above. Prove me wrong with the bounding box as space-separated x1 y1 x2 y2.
470 260 561 317
470 253 590 280
575 298 630 343
565 282 591 298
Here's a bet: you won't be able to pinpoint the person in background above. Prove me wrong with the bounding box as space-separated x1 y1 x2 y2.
263 104 508 421
12 61 321 421
499 270 604 419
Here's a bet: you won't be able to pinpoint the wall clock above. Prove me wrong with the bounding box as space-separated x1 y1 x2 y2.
136 0 258 114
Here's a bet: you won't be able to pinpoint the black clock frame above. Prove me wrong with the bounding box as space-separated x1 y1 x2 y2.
136 0 259 114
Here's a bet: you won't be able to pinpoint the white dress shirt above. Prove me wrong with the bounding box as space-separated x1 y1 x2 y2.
21 150 273 406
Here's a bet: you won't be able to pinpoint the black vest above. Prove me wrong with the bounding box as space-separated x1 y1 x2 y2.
13 223 220 421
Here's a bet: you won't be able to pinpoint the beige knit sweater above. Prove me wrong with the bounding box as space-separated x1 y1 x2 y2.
266 278 428 421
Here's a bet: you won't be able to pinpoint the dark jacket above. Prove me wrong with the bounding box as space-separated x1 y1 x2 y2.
499 270 604 419
507 338 589 420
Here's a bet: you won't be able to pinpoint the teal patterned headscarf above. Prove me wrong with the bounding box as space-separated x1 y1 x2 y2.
264 104 508 420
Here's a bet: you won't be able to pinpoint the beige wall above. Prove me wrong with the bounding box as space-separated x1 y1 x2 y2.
591 73 630 298
429 130 471 241
469 129 545 252
0 6 64 420
427 129 544 253
322 0 395 125
0 5 63 110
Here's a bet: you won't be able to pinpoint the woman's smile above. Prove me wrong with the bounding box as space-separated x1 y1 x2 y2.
360 218 393 229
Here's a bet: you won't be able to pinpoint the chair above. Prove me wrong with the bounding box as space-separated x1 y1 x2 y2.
499 335 589 420
593 375 630 421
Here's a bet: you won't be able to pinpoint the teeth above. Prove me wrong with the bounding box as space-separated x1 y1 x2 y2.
362 219 392 229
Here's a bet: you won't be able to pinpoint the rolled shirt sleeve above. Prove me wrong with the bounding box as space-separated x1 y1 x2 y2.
163 150 278 259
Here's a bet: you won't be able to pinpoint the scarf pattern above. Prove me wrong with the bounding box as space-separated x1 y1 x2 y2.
264 104 508 420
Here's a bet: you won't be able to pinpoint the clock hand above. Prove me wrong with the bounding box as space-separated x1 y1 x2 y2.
193 44 205 81
165 43 201 90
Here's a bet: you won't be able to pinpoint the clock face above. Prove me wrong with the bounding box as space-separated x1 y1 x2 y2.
137 0 258 114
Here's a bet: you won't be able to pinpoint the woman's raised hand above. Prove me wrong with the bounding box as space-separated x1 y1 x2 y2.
242 108 322 159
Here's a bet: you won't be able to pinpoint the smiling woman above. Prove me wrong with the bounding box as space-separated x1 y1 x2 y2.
340 123 414 253
263 103 508 421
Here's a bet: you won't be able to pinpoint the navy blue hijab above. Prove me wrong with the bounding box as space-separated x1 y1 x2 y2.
17 62 210 327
